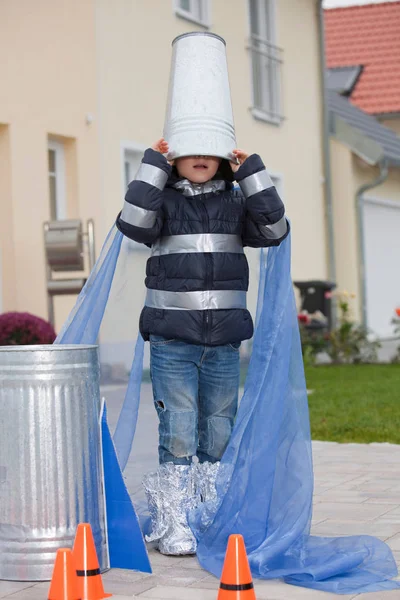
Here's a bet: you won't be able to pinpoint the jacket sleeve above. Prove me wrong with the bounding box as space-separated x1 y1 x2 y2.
235 154 289 248
116 148 172 245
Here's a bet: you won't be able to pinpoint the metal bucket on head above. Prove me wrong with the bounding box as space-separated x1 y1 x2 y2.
163 32 237 161
0 344 108 581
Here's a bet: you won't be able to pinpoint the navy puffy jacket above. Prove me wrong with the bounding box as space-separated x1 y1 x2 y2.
116 148 289 346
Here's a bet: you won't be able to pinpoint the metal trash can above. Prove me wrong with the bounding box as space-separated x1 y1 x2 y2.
0 345 108 581
294 280 337 330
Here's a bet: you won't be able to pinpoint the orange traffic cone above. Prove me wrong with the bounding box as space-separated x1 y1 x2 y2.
48 548 80 600
217 534 256 599
72 523 111 600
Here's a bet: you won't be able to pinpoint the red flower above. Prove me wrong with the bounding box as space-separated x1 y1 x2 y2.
396 308 400 317
298 313 310 325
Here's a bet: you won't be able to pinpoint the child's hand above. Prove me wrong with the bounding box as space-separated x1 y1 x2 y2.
151 138 174 165
230 149 249 173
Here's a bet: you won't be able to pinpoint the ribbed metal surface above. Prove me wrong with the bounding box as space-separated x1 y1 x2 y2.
163 32 237 161
0 345 108 581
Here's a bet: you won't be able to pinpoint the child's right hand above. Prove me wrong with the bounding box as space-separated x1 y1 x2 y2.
151 138 174 165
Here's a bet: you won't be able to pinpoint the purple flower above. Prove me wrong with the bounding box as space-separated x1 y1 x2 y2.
0 312 56 346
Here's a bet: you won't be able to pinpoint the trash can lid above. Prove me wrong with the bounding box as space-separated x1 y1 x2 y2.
293 280 336 291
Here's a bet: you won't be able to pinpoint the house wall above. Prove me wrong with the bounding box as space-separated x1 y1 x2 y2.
330 138 400 324
380 116 400 137
0 0 99 330
330 139 361 318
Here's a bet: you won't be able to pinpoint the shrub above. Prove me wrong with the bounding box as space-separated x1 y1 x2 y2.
0 312 56 346
298 292 380 365
298 316 330 367
327 293 380 364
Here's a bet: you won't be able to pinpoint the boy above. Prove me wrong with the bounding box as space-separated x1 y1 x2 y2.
116 137 288 555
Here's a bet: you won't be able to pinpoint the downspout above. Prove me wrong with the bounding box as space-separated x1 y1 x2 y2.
356 158 389 327
318 0 337 323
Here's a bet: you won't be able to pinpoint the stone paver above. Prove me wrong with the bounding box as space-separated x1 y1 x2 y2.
0 384 399 599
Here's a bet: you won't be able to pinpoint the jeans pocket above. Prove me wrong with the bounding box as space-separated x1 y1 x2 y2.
150 334 176 346
228 342 241 351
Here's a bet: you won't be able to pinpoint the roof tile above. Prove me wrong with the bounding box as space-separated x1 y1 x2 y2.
324 2 400 114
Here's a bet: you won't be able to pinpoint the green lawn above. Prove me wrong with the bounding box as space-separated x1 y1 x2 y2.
305 364 400 444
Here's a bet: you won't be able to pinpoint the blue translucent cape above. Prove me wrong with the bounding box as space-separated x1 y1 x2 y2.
56 226 399 595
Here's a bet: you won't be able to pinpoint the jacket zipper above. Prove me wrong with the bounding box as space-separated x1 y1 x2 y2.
199 194 212 344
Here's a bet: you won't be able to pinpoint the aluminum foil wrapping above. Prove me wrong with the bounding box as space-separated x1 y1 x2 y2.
191 461 224 535
143 463 199 555
197 461 220 504
142 470 168 543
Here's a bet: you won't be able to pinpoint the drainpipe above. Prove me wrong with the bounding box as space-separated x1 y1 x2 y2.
356 158 389 327
318 0 337 324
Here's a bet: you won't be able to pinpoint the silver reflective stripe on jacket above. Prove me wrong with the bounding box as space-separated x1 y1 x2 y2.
263 216 288 240
135 163 169 190
151 234 244 256
120 201 158 228
145 289 247 311
239 169 274 198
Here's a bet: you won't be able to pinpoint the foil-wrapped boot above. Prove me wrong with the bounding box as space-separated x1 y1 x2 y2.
143 463 199 555
197 461 220 503
192 461 221 535
142 470 168 543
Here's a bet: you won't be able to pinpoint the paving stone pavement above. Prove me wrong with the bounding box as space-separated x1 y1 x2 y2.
0 384 399 600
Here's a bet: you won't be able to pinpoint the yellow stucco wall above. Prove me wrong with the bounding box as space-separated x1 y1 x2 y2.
0 0 99 328
0 124 17 311
381 117 400 137
330 138 400 322
352 157 400 203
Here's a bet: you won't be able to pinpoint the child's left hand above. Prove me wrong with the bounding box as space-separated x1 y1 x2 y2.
230 149 249 173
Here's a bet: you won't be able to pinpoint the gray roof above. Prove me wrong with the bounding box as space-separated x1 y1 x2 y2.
327 90 400 166
326 66 362 96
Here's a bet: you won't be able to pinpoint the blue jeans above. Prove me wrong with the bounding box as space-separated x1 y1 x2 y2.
150 335 240 465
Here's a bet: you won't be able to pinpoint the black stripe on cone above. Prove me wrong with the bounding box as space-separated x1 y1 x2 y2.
76 568 101 577
220 583 254 591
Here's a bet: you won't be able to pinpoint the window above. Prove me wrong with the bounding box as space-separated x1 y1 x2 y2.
248 0 283 124
124 149 142 188
174 0 210 27
48 140 66 220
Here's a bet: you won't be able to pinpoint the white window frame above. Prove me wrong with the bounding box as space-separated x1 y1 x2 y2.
48 139 66 220
247 0 283 126
173 0 211 28
120 140 150 253
121 141 146 188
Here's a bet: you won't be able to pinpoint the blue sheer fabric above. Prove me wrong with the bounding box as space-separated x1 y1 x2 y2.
55 226 399 594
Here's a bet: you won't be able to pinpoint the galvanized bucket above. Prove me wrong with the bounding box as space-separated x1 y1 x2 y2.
163 32 237 161
0 345 108 581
